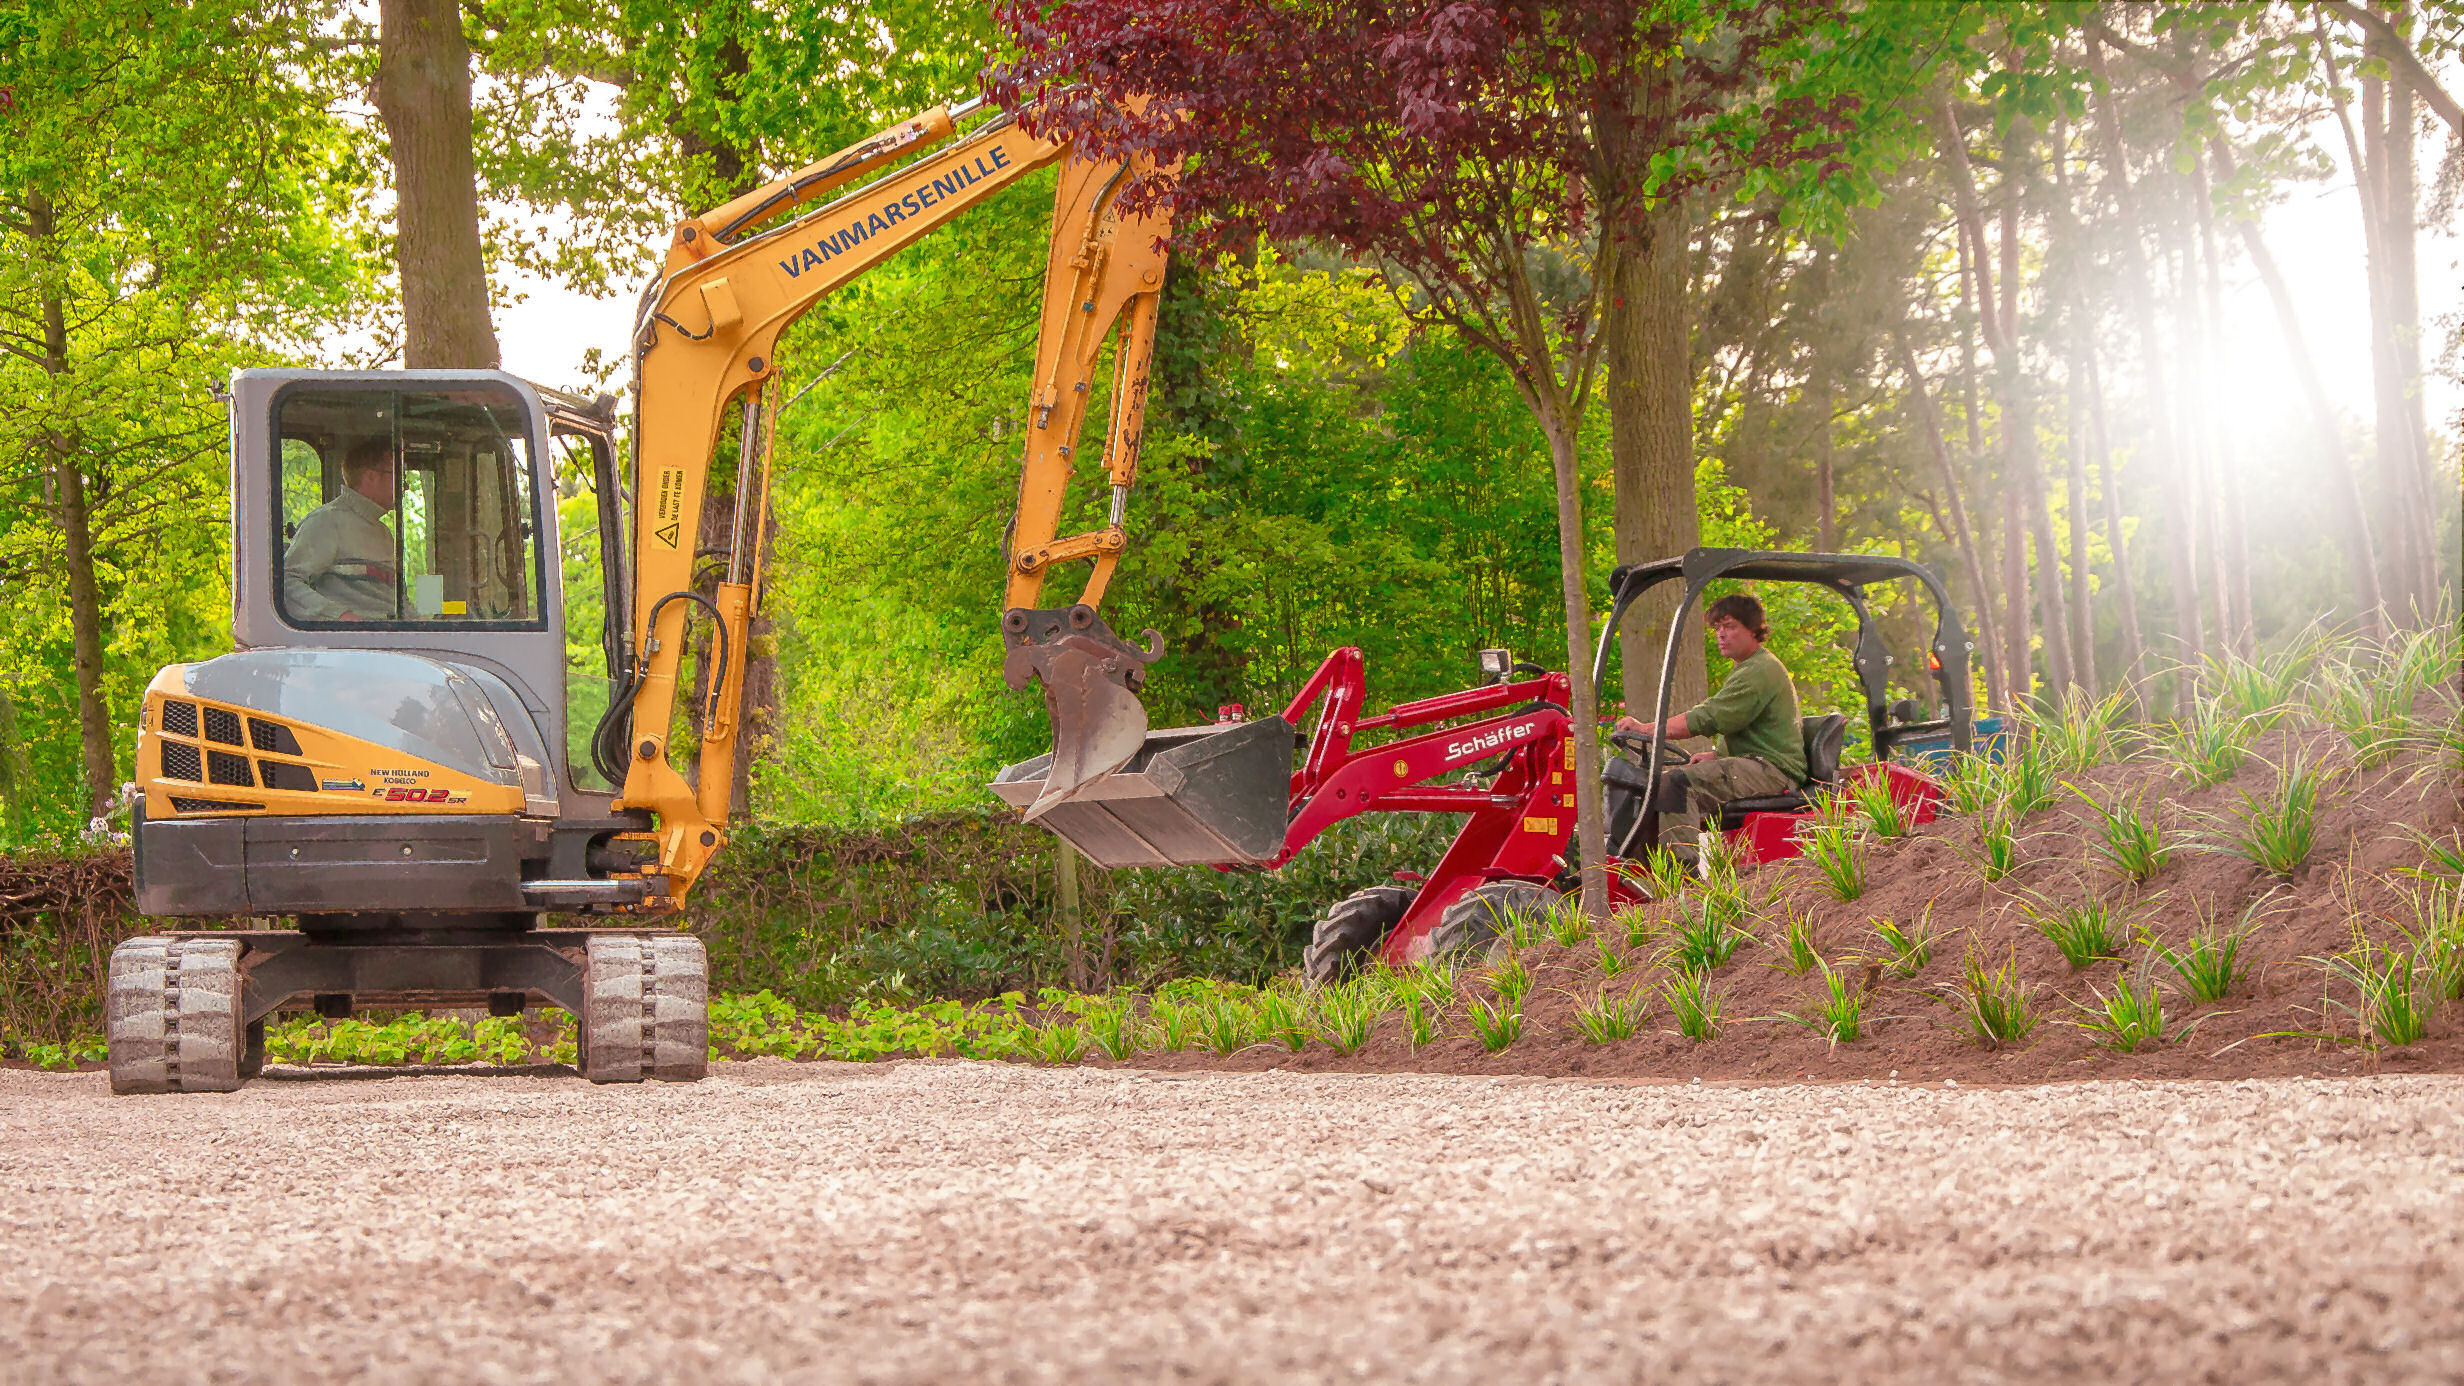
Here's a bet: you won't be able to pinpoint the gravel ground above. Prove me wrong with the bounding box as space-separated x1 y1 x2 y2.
3 1061 2460 1385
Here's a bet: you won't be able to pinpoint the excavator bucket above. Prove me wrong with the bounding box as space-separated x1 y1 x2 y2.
995 605 1294 867
991 716 1296 869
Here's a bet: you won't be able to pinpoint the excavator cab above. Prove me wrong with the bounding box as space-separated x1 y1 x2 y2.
115 369 703 1093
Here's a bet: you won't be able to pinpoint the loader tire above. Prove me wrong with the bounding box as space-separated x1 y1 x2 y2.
1302 885 1417 984
107 936 246 1095
1422 881 1562 967
580 933 708 1084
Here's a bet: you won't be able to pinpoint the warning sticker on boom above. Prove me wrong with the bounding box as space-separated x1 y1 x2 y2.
652 467 687 548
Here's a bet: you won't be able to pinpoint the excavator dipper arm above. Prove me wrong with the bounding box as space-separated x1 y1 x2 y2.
613 101 1174 904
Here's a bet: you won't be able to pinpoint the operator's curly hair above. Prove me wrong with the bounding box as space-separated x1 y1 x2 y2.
1704 593 1770 641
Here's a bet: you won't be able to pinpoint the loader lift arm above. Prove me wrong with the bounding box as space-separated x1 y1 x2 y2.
608 98 1173 905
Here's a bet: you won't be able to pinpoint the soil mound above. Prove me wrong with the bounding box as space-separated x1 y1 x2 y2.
1120 688 2464 1085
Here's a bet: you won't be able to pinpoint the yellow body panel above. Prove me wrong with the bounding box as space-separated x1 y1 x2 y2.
136 666 520 822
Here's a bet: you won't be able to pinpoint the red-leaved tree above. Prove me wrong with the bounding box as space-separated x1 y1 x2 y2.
991 0 1884 919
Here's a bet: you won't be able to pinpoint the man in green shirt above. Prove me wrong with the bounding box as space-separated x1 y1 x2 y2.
1613 592 1804 854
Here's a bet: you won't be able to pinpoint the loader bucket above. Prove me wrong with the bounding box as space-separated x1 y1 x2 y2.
1000 604 1165 818
991 716 1296 869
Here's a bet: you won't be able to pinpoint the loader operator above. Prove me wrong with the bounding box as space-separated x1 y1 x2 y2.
282 439 400 623
1613 592 1805 854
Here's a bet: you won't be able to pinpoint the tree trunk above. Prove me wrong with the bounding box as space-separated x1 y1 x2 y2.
1984 115 2073 697
2376 27 2440 607
2003 491 2033 707
1544 410 1608 923
2081 347 2149 710
1953 223 2008 713
29 196 117 819
1609 191 1704 722
1814 377 1838 552
2189 140 2253 658
374 0 499 368
2086 32 2204 675
1896 335 2003 708
2064 369 2097 694
2211 139 2387 634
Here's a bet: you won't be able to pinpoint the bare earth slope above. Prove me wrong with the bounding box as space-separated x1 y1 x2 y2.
4 1062 2461 1384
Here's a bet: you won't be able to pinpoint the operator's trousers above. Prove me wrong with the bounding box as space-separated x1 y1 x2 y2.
1649 755 1797 853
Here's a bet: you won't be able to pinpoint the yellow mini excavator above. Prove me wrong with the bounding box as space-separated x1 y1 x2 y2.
108 96 1293 1092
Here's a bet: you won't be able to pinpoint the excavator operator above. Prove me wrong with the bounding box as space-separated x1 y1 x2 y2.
281 438 400 623
1614 592 1806 854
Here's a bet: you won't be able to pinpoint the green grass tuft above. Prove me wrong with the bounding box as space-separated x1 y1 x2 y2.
1662 897 1753 975
2200 752 2330 878
2319 941 2430 1050
1770 904 1823 977
2022 893 2133 970
2073 788 2171 884
1938 751 2004 817
1661 969 1725 1041
2071 967 2171 1052
2149 901 2264 1003
1572 986 1649 1043
1803 806 1867 902
1779 956 1867 1045
1848 772 1913 840
1257 990 1310 1052
1953 945 2040 1048
1594 932 1633 978
2163 701 2256 788
1545 900 1594 947
1871 910 1939 978
1468 993 1522 1052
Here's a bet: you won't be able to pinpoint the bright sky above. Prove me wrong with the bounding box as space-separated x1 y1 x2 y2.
487 106 2463 461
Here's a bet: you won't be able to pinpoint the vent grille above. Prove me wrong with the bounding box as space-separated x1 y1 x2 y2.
259 760 318 792
203 706 244 746
168 796 256 814
160 742 202 783
206 750 255 787
160 701 198 738
248 718 302 755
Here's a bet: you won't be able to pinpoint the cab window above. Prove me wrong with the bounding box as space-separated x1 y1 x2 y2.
273 386 543 630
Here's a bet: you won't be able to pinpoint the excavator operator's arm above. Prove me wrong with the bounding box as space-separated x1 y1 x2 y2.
602 98 1173 907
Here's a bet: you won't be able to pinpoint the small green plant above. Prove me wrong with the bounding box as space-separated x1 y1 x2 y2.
1149 998 1200 1052
1662 897 1753 975
1031 1018 1090 1063
1257 989 1310 1052
1973 810 2021 882
1086 999 1140 1060
2386 622 2461 702
1488 957 1532 1010
2003 741 2060 816
1468 993 1523 1051
1500 904 1550 949
2315 663 2410 767
2038 685 2133 772
2163 701 2255 788
1771 904 1822 977
1639 846 1692 901
2074 788 2171 884
2319 941 2430 1049
2200 752 2329 877
1594 933 1632 977
1780 956 1867 1045
1846 772 1912 839
1661 969 1725 1040
1938 751 2003 817
2150 901 2264 1003
2071 967 2172 1052
1199 995 1258 1055
1401 993 1439 1046
1545 900 1593 947
1316 984 1378 1055
2022 894 2132 970
1572 986 1649 1043
1871 910 1939 978
2395 879 2464 1001
2201 641 2313 730
1953 945 2040 1047
1803 810 1867 902
1615 904 1659 950
2403 827 2464 880
1407 958 1458 1011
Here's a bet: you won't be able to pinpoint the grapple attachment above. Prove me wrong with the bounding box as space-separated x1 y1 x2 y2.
1000 605 1164 819
991 716 1296 869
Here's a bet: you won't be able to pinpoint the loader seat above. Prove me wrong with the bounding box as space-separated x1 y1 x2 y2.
1713 713 1848 827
